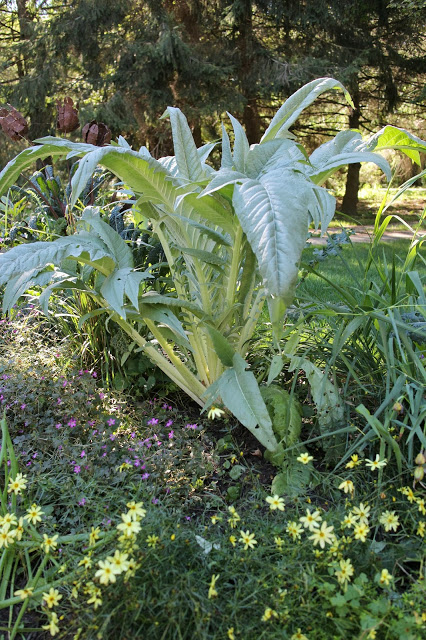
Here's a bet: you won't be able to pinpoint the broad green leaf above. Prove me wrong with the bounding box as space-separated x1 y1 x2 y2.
178 192 235 237
204 326 235 367
198 168 248 198
245 139 301 178
81 209 133 269
100 268 132 317
174 246 227 267
221 123 233 169
232 169 310 303
139 292 207 319
137 304 188 341
197 142 216 165
227 112 250 172
367 126 426 165
171 213 232 246
163 107 205 181
261 78 352 143
267 355 284 385
217 354 277 451
124 271 152 310
3 269 54 313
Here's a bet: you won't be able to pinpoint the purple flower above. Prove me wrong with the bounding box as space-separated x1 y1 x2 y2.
20 403 26 410
152 497 159 504
92 372 97 378
130 432 135 439
78 498 86 506
68 418 77 428
166 419 173 428
141 472 149 480
109 434 115 441
73 465 81 473
168 430 174 439
99 392 105 400
185 423 198 430
147 418 159 426
80 450 85 458
57 398 62 405
55 423 62 429
107 418 115 427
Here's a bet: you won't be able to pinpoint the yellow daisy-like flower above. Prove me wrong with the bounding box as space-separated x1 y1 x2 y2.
378 510 400 532
335 558 355 585
87 591 102 609
0 512 17 529
42 611 60 637
106 549 130 573
291 629 309 640
296 452 314 465
7 472 28 495
126 501 146 520
416 521 425 537
239 529 257 550
227 506 241 529
42 534 59 554
274 536 284 549
14 586 33 600
345 454 362 469
229 535 237 547
352 503 370 524
266 495 285 511
42 588 62 609
341 513 358 529
308 521 334 549
208 573 219 599
210 515 222 524
286 521 303 541
227 627 236 640
24 504 44 526
146 534 160 548
365 454 387 471
95 560 117 585
338 480 355 496
299 508 322 531
0 526 16 549
78 555 92 569
353 523 370 542
261 607 279 622
89 526 101 547
416 498 426 516
207 407 225 420
13 517 25 541
117 513 142 537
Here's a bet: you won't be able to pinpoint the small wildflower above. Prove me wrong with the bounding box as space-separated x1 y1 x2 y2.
299 509 322 531
286 521 303 541
291 630 308 640
78 556 92 569
274 536 284 549
239 529 257 550
0 526 16 548
341 513 358 529
42 534 59 554
416 521 425 537
95 560 117 585
42 588 62 608
261 607 279 622
25 503 44 525
227 628 236 640
297 452 314 464
146 534 160 548
266 495 285 511
1 512 17 529
379 510 400 532
126 501 146 520
353 523 370 542
365 454 387 471
345 454 362 469
7 472 27 495
338 480 355 495
227 506 241 528
117 513 142 537
229 535 237 546
208 573 219 599
309 521 334 548
378 568 393 586
89 527 100 547
207 407 225 420
416 498 426 516
106 550 130 573
13 517 25 541
335 558 354 585
42 611 60 636
14 587 34 599
210 515 222 525
352 503 370 524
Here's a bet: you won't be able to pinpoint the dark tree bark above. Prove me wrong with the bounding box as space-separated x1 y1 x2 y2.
341 86 361 216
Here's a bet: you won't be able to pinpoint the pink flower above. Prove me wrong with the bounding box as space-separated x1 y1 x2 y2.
78 498 86 506
68 418 77 428
55 423 62 429
20 403 26 410
141 473 149 480
147 418 159 426
73 465 81 473
80 451 85 458
57 398 62 405
109 434 115 441
168 430 174 439
166 419 173 428
107 418 115 427
92 372 97 378
99 392 105 400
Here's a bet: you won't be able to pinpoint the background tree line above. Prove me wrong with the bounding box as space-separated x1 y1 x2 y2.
0 0 425 214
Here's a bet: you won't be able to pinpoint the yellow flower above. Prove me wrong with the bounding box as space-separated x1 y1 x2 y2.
345 454 362 469
126 501 146 520
365 454 387 471
341 513 358 529
42 534 59 554
0 526 16 548
379 510 400 532
239 529 257 550
229 535 237 547
13 517 25 541
353 523 370 542
378 568 393 586
87 591 102 609
42 611 60 637
14 587 33 600
0 512 17 529
42 588 62 608
227 628 236 640
416 498 426 516
291 629 308 640
335 558 354 585
89 526 100 547
146 534 160 548
338 480 355 496
117 513 142 537
210 515 222 524
261 607 279 622
416 521 425 537
352 503 370 524
106 549 130 573
367 630 377 639
299 509 322 531
78 555 92 569
227 506 241 528
7 472 28 495
207 407 225 420
24 504 44 526
274 536 284 549
286 521 303 541
208 574 219 599
95 560 117 585
297 452 314 465
308 521 334 548
266 495 285 511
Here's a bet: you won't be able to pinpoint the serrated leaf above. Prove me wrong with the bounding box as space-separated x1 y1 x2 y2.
100 268 132 317
261 78 352 143
367 125 426 165
217 354 277 451
164 107 205 181
124 270 152 310
82 208 133 268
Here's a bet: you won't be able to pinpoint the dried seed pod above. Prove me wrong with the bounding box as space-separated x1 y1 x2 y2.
82 120 111 146
56 97 79 133
0 105 29 141
414 452 426 466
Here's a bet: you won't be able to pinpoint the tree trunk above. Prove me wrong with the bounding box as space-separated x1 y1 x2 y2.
341 87 361 216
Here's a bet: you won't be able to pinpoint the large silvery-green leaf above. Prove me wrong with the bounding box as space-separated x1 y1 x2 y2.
227 112 250 172
261 78 353 143
163 107 205 181
367 126 426 164
232 169 310 304
81 208 133 269
217 354 277 451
